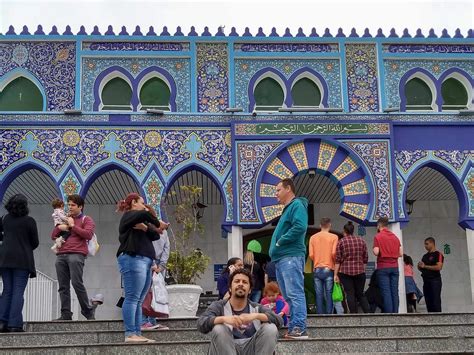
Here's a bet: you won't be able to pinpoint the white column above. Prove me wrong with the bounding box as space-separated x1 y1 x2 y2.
389 222 407 313
466 229 474 304
227 226 243 260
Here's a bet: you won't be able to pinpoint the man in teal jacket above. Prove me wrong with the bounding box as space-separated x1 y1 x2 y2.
269 178 308 339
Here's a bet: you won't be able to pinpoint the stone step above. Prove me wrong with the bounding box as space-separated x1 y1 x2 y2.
24 312 474 332
2 323 473 347
0 336 472 354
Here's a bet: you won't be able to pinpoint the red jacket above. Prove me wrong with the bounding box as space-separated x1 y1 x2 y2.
51 214 95 256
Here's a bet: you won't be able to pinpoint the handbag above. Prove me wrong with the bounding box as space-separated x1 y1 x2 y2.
332 282 344 302
142 289 168 318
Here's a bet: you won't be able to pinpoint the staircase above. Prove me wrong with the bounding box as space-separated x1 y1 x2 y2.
1 313 473 354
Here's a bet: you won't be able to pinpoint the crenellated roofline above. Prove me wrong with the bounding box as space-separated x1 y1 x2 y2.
1 25 473 40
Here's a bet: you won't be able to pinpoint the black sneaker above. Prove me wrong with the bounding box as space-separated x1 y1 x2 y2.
285 327 309 339
55 315 72 321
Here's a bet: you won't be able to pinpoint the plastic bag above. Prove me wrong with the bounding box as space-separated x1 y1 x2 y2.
151 272 169 317
332 282 344 302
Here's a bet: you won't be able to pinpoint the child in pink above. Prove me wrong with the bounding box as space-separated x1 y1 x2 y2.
260 282 289 325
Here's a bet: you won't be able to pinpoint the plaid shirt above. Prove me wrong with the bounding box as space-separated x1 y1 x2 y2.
336 235 368 276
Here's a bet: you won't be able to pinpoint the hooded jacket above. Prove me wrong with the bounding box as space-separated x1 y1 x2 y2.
269 197 308 262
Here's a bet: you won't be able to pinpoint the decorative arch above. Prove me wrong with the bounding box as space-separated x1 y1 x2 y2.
400 160 470 228
399 68 438 111
81 163 143 200
93 66 136 111
257 138 375 224
136 66 177 111
0 69 47 111
0 162 60 204
288 67 329 108
439 68 473 110
248 68 289 112
161 164 229 227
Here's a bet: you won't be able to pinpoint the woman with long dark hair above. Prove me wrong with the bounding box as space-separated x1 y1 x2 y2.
0 194 39 332
116 193 169 343
217 257 243 299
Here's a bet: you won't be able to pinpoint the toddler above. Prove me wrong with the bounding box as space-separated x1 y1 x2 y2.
50 198 70 253
260 282 289 325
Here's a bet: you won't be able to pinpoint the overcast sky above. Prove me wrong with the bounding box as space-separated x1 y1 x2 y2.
0 0 473 36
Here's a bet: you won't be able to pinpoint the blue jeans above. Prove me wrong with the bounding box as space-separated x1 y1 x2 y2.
377 267 399 313
117 254 153 337
0 268 30 328
313 267 334 314
275 256 307 332
250 289 262 303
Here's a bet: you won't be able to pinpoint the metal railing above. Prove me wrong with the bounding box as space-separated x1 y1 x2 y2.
0 270 61 321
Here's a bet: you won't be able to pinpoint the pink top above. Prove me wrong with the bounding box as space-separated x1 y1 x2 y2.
404 264 414 277
260 295 289 316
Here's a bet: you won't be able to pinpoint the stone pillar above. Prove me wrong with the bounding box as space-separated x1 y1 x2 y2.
227 226 243 260
466 229 474 304
389 222 407 313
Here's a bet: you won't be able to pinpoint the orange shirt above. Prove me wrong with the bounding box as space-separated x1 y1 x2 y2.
309 231 339 270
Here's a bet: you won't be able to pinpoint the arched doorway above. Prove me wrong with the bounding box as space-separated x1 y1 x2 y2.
402 165 470 312
163 168 226 294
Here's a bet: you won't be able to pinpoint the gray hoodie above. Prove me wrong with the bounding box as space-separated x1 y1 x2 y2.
197 299 283 336
152 229 170 270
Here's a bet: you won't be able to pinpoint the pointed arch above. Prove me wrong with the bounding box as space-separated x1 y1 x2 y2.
93 66 135 111
0 69 46 111
136 66 177 111
288 67 329 108
248 68 289 112
399 68 438 111
439 68 473 110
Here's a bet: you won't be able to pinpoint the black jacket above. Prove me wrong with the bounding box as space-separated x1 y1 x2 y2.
0 214 39 278
116 210 161 259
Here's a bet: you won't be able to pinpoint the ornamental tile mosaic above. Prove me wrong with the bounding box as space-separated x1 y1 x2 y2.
384 60 474 109
342 202 369 221
344 140 394 220
59 169 82 199
81 57 191 112
342 179 369 196
260 183 277 198
267 157 293 180
395 150 429 173
142 170 164 217
234 59 341 112
197 43 229 113
223 173 234 222
237 141 283 223
433 150 473 172
333 156 358 181
262 204 284 223
345 44 379 112
0 128 231 181
317 142 337 171
0 41 76 110
396 172 406 219
287 142 308 171
463 168 474 217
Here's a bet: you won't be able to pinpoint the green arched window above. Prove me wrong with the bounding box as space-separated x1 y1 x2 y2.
0 77 43 111
404 78 433 110
254 77 284 111
139 77 171 110
291 78 322 107
441 78 468 110
101 77 132 111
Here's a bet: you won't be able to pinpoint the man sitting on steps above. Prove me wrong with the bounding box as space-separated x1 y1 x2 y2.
197 268 283 355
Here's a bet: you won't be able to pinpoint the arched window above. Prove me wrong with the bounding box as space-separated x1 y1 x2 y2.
0 77 43 111
404 78 433 111
291 78 321 107
139 77 171 111
254 77 284 111
101 77 132 111
441 78 469 110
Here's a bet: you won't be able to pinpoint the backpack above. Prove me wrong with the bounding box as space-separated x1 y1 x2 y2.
82 216 99 257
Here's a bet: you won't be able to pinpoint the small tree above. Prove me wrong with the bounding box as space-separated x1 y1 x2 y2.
165 185 210 284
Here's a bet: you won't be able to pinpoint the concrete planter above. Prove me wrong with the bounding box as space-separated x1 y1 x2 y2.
166 284 203 318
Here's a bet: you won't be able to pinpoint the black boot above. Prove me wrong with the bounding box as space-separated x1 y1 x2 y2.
7 327 24 332
0 321 7 333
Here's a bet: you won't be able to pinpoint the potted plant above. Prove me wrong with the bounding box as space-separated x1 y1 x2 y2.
164 185 210 317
